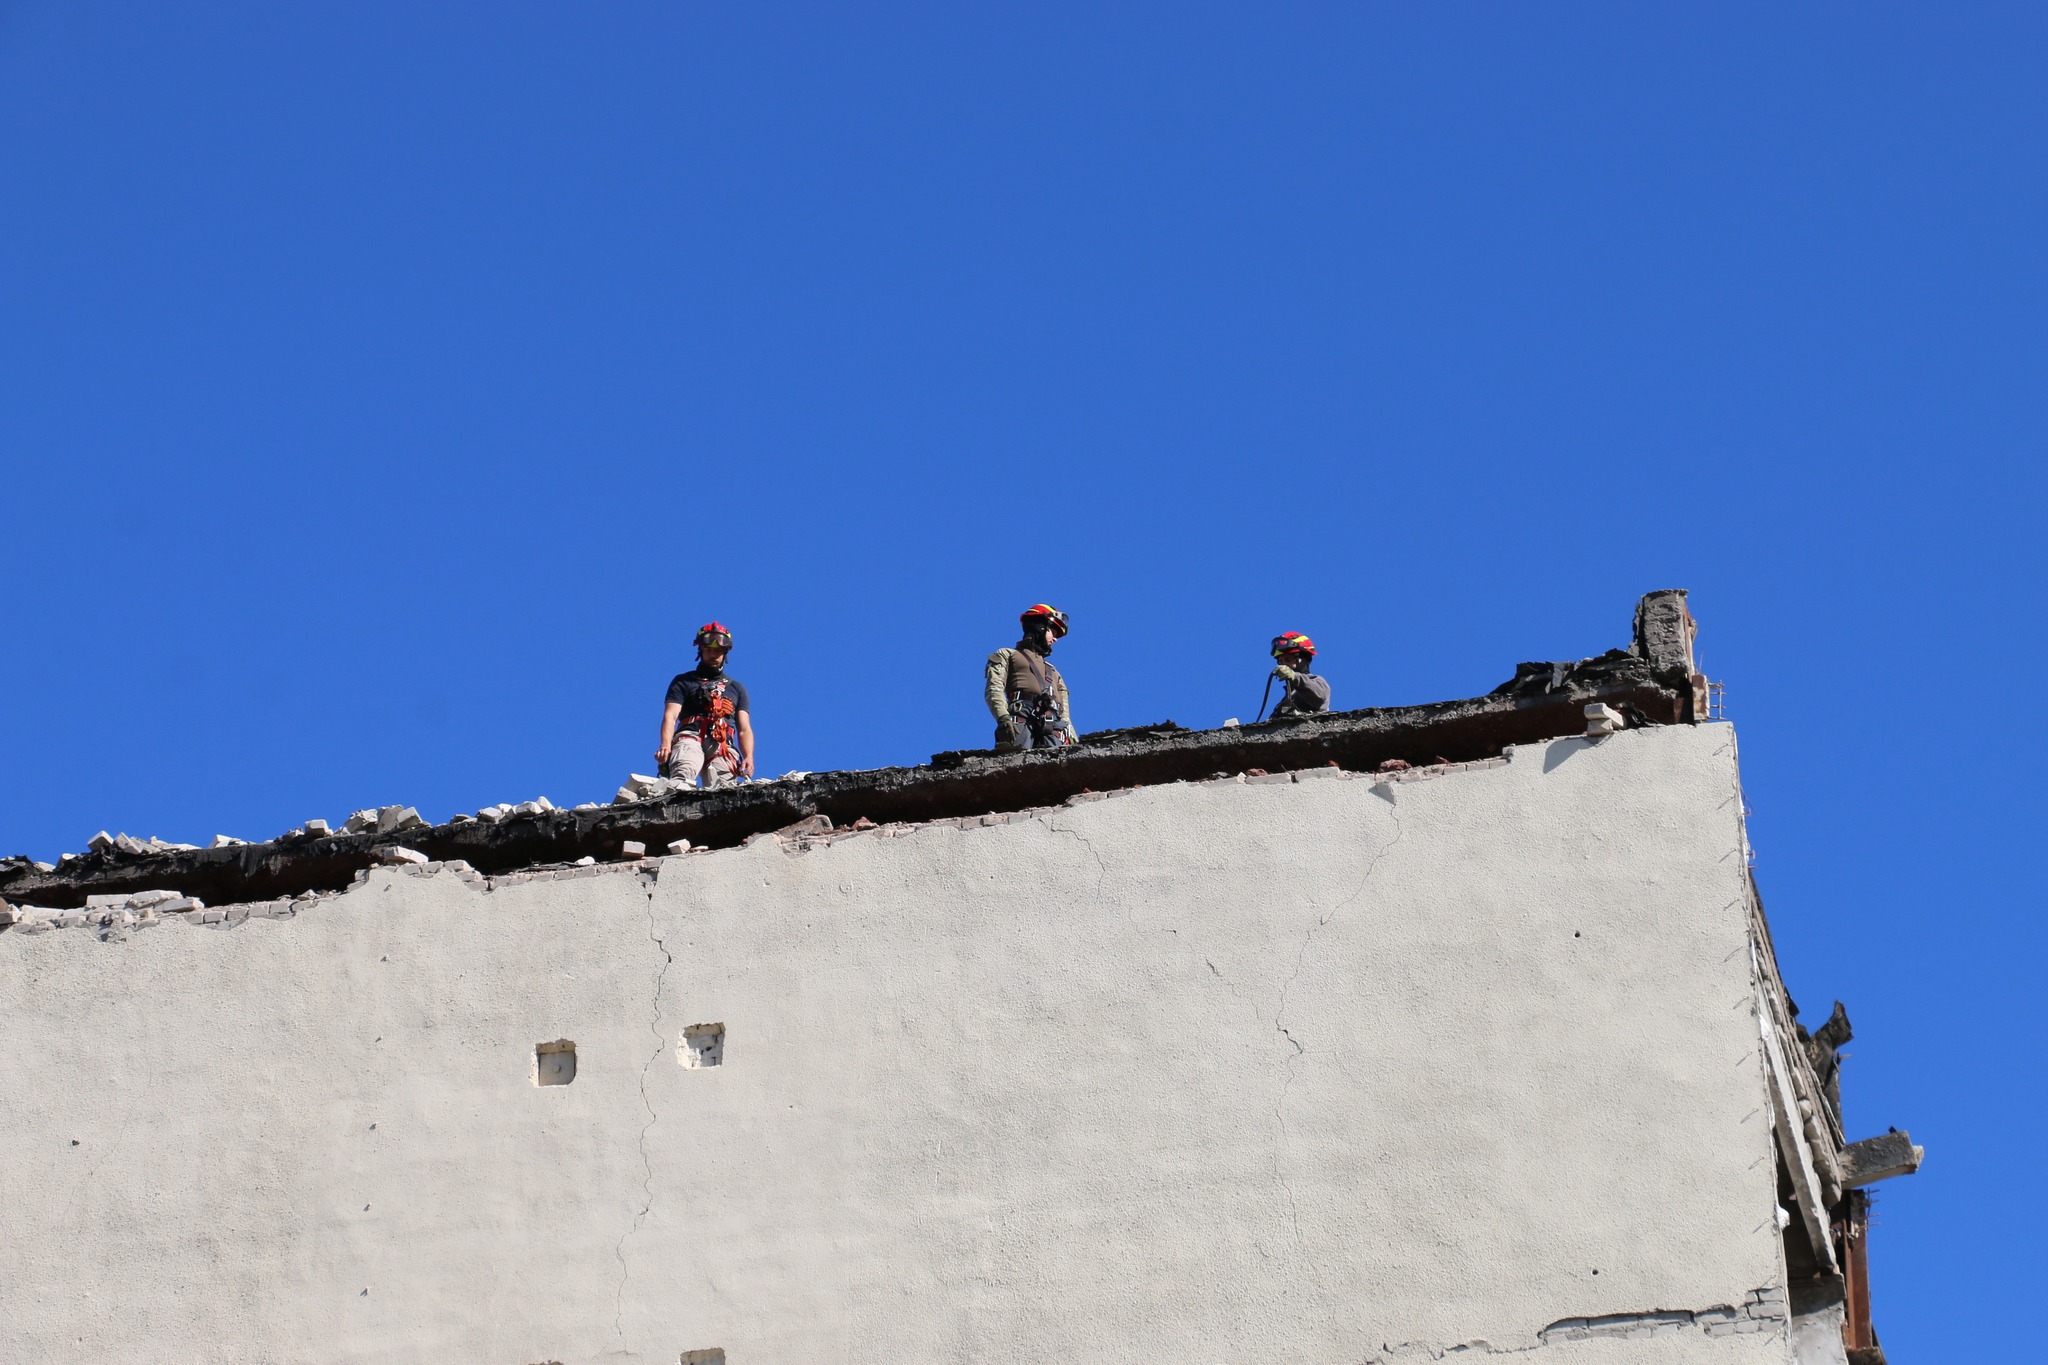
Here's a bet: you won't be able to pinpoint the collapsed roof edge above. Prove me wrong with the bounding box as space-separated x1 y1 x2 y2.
0 590 1702 911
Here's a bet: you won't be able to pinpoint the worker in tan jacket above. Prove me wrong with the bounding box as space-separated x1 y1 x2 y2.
986 604 1076 752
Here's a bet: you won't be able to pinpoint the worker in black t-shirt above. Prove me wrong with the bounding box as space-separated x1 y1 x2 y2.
656 622 755 787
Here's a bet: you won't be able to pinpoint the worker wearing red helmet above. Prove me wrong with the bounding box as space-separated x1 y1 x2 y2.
986 604 1077 752
656 622 755 787
1267 632 1331 718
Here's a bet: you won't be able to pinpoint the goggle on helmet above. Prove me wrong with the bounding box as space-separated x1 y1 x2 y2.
694 621 733 651
1271 631 1316 660
1020 603 1069 638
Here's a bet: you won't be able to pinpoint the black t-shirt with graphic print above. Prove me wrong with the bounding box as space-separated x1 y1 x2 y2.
665 667 751 727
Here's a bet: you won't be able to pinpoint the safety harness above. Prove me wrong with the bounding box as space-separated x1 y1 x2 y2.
689 677 743 776
1007 646 1071 747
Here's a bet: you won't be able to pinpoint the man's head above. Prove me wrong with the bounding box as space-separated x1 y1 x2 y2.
695 621 733 670
1020 603 1069 651
1272 631 1316 671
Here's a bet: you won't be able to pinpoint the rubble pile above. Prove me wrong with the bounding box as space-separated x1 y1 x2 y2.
0 591 1707 912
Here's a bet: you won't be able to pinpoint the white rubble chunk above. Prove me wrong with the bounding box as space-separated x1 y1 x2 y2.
87 894 131 908
159 897 204 914
513 801 544 816
614 787 640 805
573 856 596 867
1584 702 1626 737
304 818 333 837
572 803 600 812
88 831 116 853
345 810 379 834
114 834 147 856
126 890 181 908
620 842 646 859
534 796 556 811
666 839 691 855
376 806 426 834
210 835 249 849
450 813 476 824
375 847 430 866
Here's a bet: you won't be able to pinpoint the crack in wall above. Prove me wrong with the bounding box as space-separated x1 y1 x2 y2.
1042 818 1109 902
1363 1288 1788 1359
1269 788 1406 1248
613 875 673 1349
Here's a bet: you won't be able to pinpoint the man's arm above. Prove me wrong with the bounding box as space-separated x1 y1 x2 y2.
1055 672 1077 740
984 651 1012 720
657 700 682 765
735 709 756 777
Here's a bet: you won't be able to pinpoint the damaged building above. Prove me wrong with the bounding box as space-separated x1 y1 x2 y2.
0 590 1921 1363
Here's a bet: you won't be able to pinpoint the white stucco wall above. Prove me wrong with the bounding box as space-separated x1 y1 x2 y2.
1 722 1791 1363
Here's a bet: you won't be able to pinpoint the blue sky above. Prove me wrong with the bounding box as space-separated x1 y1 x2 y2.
3 3 2041 1352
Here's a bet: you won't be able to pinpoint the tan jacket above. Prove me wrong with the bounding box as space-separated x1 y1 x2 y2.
985 642 1076 738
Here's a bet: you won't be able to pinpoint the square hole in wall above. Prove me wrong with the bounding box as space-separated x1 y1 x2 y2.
680 1024 724 1068
535 1040 577 1086
680 1351 725 1365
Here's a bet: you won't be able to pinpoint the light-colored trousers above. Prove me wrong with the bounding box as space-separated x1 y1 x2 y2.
665 734 741 788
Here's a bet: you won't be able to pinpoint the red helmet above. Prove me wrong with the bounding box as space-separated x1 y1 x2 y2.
1271 631 1316 660
695 621 733 650
1020 603 1069 639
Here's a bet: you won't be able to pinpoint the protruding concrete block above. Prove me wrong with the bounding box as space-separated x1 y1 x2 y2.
1840 1130 1924 1186
1632 588 1696 675
620 842 646 859
1585 703 1625 737
304 819 332 837
375 847 430 867
667 839 692 855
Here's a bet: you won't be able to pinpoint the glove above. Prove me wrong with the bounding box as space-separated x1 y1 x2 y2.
1273 664 1301 683
994 717 1025 753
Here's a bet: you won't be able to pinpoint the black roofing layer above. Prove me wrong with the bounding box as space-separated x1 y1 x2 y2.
1 592 1700 911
